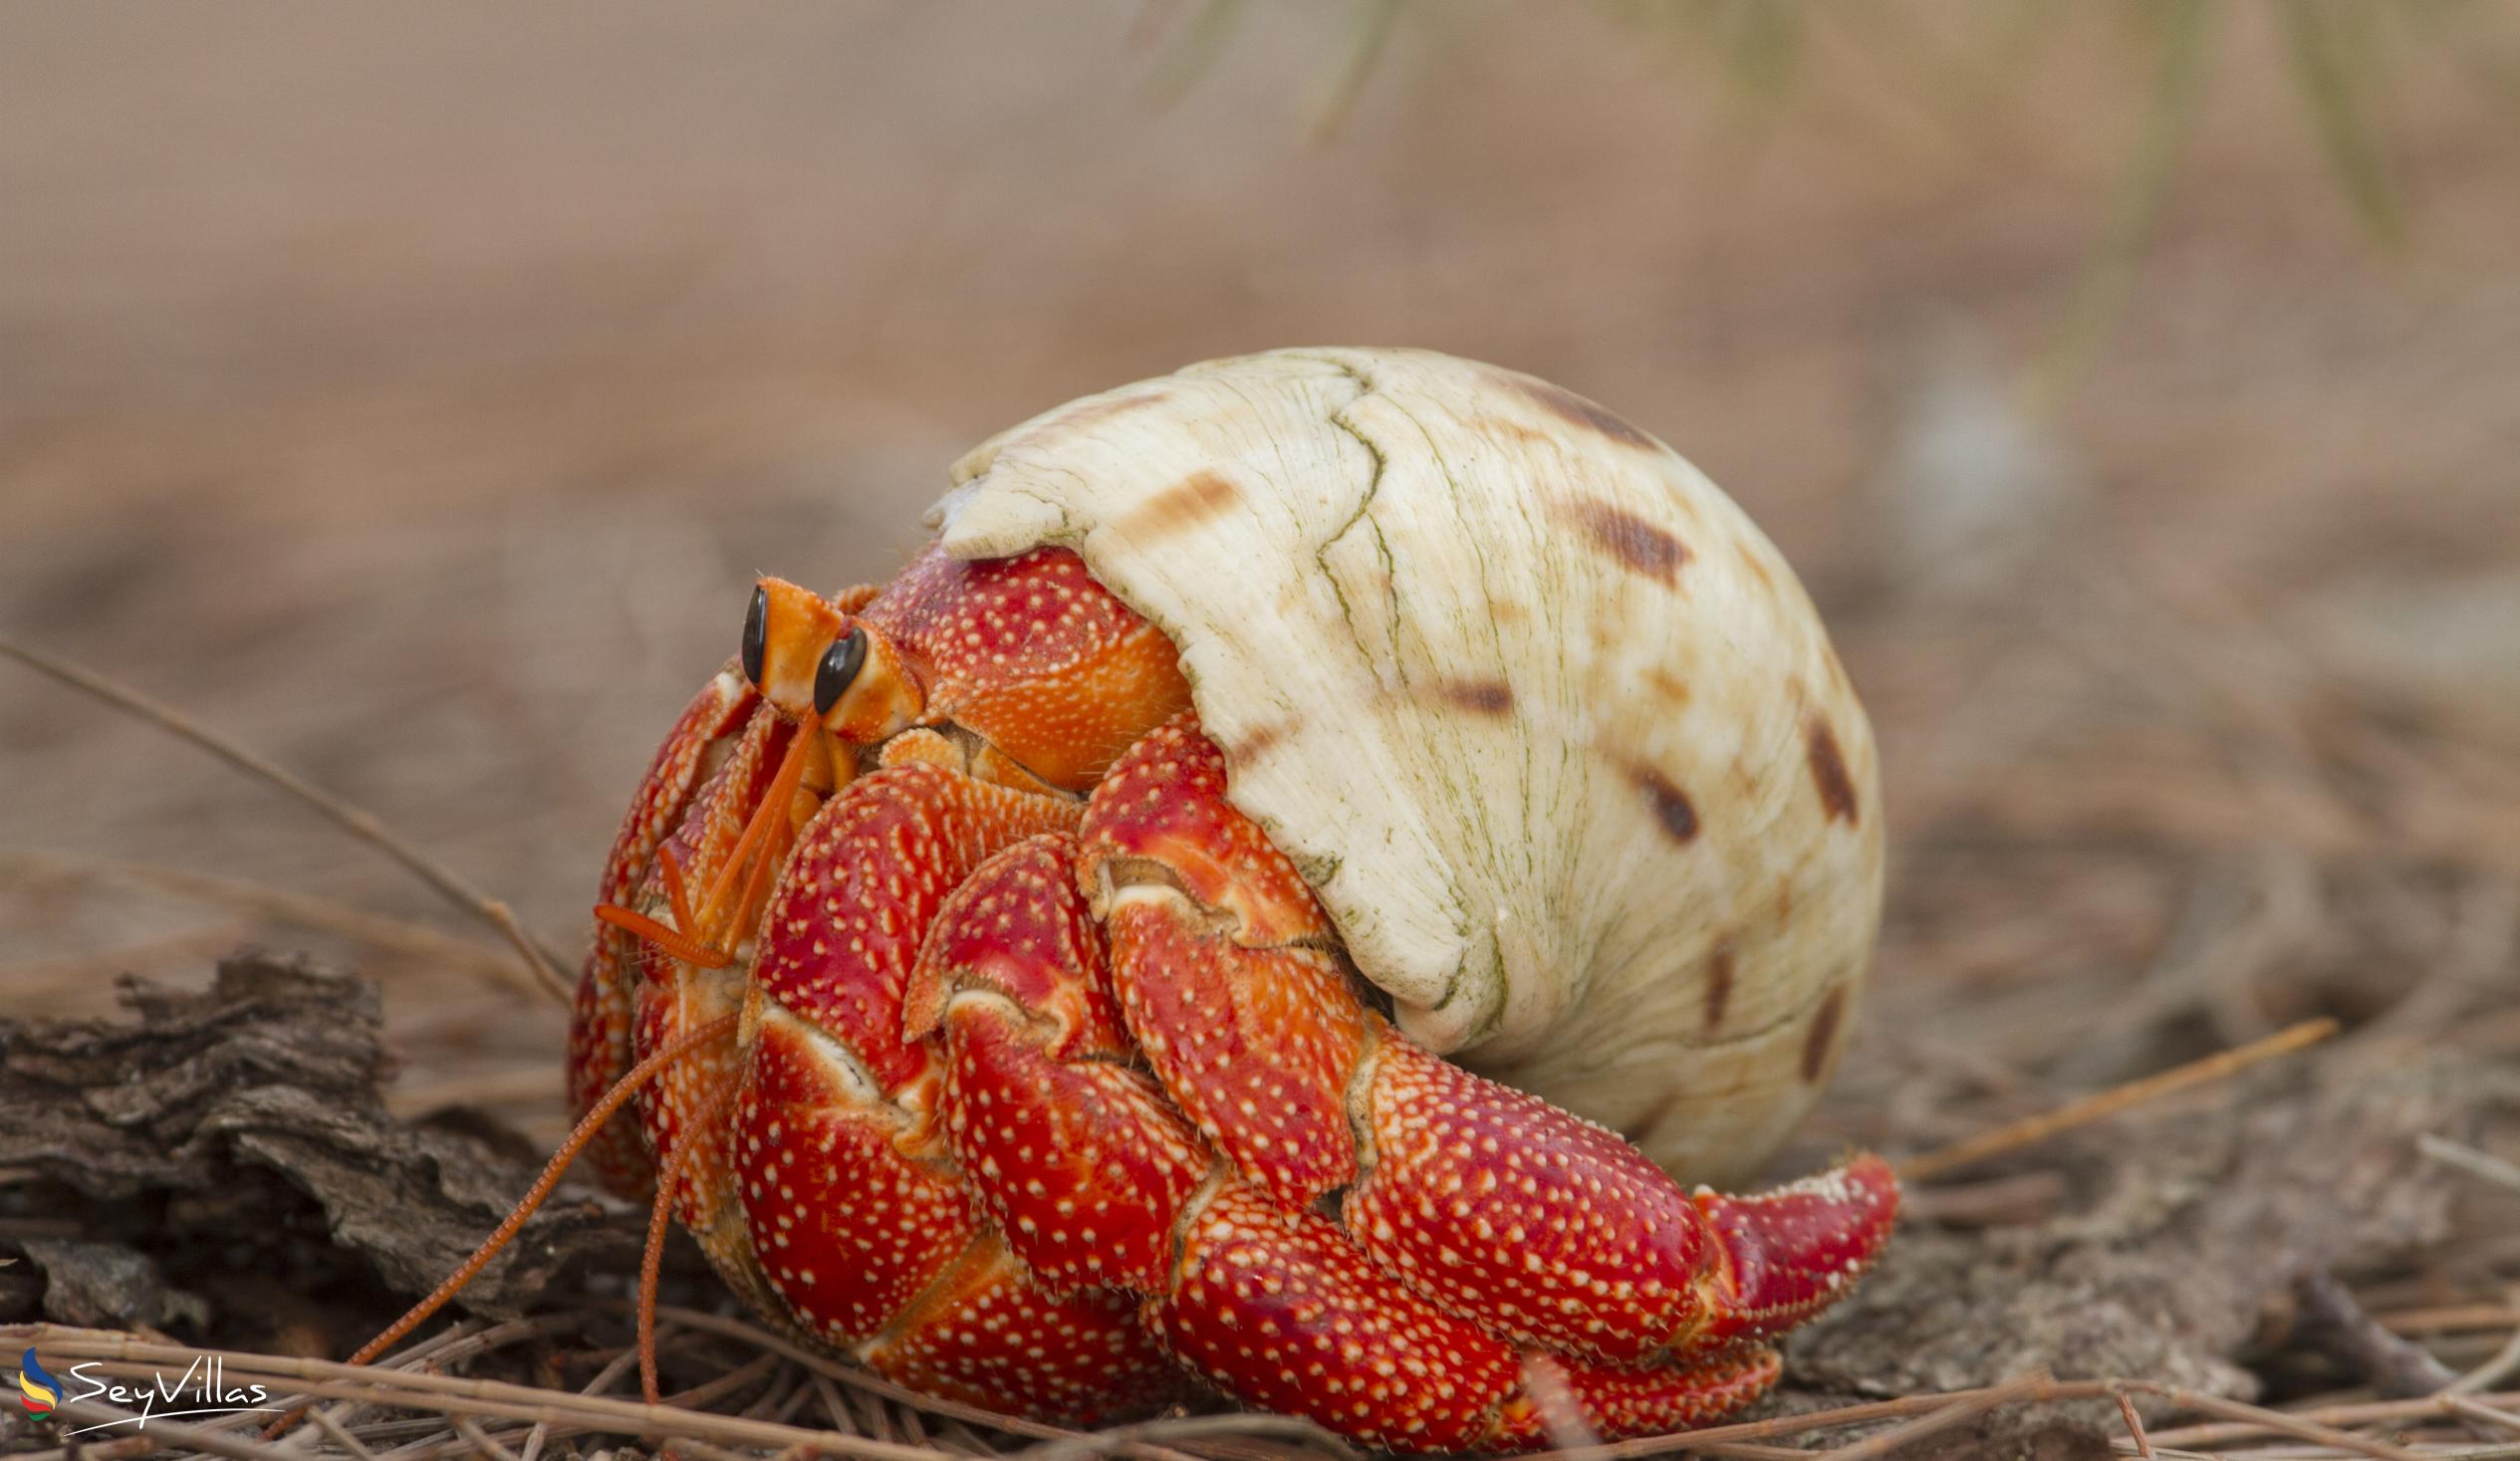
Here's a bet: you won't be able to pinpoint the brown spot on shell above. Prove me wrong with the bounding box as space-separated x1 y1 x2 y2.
1805 715 1860 825
1644 666 1690 705
1433 679 1514 716
1703 940 1735 1032
1490 600 1529 624
1230 717 1300 762
1801 986 1847 1085
1483 416 1549 449
1556 498 1688 586
1503 373 1658 451
1119 469 1240 540
1630 765 1698 843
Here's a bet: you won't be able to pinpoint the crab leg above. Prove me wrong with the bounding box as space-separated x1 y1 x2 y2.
567 666 755 1195
907 834 1792 1453
1077 716 1899 1366
727 761 1179 1424
625 706 804 1274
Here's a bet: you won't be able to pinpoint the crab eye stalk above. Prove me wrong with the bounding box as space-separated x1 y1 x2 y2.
741 586 769 687
815 627 869 716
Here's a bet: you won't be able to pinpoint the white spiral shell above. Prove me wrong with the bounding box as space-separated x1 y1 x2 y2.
923 348 1882 1185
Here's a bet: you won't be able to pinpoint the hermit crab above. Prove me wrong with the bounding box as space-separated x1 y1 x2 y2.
375 349 1894 1454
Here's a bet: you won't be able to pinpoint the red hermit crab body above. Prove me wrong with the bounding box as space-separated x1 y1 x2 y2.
565 350 1896 1452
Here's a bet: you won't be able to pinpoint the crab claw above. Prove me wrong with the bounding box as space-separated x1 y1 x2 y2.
1350 1038 1898 1363
1685 1152 1901 1352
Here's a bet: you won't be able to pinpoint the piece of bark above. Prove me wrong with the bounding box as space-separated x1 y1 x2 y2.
0 951 638 1342
15 1238 208 1331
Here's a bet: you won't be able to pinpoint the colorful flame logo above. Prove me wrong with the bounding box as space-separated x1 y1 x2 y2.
17 1349 60 1415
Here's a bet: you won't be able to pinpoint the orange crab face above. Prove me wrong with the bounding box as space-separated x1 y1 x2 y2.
563 541 1896 1452
747 546 1193 794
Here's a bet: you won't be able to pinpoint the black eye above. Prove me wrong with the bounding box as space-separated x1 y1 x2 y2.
815 627 868 716
741 587 768 686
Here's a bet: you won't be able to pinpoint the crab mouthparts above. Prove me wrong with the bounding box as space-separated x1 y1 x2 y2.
595 711 838 973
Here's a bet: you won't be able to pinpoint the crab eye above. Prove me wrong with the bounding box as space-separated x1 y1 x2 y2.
815 627 868 716
741 586 768 687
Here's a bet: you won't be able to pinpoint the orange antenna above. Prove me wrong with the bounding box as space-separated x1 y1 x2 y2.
636 1075 742 1404
657 844 700 944
695 722 815 939
356 1010 739 1362
598 722 817 974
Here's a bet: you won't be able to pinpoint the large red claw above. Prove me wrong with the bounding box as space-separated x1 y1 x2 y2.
1348 1038 1711 1362
1104 896 1369 1206
1352 1041 1898 1364
1688 1152 1901 1351
1087 714 1896 1376
938 1003 1207 1295
916 837 1208 1295
752 762 1077 1093
735 1002 977 1346
627 706 801 1233
903 834 1129 1051
1078 713 1329 945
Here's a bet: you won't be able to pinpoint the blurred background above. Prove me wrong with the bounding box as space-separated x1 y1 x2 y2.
4 1 2517 1170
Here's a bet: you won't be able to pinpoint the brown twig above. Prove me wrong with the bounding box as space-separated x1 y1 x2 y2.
2134 1383 2432 1460
43 1397 305 1461
346 1014 742 1374
452 1412 524 1461
517 1342 639 1461
2421 1134 2520 1197
0 634 573 1005
1900 1017 2341 1180
2452 1319 2520 1397
2377 1306 2520 1335
310 1403 388 1461
1806 1369 2050 1460
1008 1414 1362 1461
2448 1394 2520 1436
2114 1389 2153 1459
644 1305 1108 1444
2142 1387 2520 1447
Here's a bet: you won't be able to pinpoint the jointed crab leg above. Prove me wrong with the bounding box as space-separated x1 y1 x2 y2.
906 834 1796 1451
1075 717 1899 1367
569 669 756 1193
729 759 1180 1422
